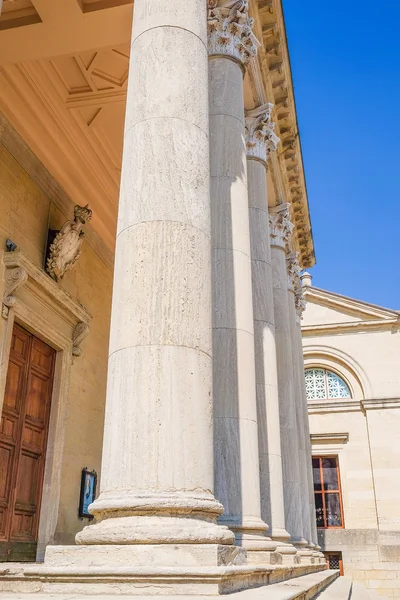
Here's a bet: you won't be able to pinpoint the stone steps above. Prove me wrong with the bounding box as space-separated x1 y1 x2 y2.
0 568 338 599
313 577 390 600
313 575 352 598
0 561 327 596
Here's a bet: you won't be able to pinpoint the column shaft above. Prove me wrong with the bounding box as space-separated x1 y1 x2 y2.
295 305 320 552
208 2 268 547
245 106 290 545
270 207 306 547
287 276 312 557
77 0 232 546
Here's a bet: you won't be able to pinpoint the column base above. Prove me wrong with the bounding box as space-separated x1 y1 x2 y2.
219 516 270 549
268 527 292 543
273 542 300 565
76 515 234 546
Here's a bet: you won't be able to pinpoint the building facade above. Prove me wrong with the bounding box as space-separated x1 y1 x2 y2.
302 273 400 598
0 0 343 596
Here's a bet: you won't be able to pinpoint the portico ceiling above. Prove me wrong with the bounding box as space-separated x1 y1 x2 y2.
0 0 315 266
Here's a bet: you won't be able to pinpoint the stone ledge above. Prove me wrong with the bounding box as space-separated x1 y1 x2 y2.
0 568 336 599
0 562 327 596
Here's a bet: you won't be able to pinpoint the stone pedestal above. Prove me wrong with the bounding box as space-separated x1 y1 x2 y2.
245 106 293 559
269 205 307 551
208 2 270 552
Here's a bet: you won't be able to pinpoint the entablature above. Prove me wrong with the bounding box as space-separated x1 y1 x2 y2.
250 0 315 268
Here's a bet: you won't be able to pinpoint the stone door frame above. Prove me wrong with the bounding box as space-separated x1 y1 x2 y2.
0 250 90 561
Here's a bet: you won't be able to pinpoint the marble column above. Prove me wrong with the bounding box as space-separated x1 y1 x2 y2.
295 284 324 560
208 1 270 549
287 254 313 561
245 106 294 557
75 0 233 550
269 205 307 550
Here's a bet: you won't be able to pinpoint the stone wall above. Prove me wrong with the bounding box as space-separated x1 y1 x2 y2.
303 292 400 598
0 135 113 548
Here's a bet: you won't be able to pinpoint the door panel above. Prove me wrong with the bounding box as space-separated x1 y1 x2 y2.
0 324 55 561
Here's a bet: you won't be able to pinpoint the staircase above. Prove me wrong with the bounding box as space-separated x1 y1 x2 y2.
0 570 389 599
314 576 389 600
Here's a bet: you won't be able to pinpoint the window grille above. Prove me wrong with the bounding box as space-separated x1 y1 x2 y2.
305 368 351 401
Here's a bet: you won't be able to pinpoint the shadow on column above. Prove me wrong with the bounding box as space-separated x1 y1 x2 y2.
211 150 247 544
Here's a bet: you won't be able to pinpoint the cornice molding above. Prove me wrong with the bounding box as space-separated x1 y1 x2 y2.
361 398 400 411
2 250 91 357
303 285 400 322
309 397 400 414
310 433 349 445
248 0 315 268
308 399 362 414
302 319 400 337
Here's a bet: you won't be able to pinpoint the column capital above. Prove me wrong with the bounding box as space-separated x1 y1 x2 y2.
286 252 301 292
269 203 293 249
295 288 306 322
208 1 259 67
245 103 280 165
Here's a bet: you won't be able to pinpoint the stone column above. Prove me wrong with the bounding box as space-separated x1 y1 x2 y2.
295 282 324 561
287 254 313 561
208 1 270 550
74 0 233 551
245 106 294 558
269 205 307 550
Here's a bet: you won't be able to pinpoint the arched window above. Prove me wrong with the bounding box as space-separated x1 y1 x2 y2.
305 368 351 401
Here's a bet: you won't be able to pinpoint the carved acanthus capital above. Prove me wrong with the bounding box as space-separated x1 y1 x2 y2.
269 203 294 249
2 266 28 319
46 204 92 282
208 0 259 67
245 103 280 164
286 252 301 292
295 288 306 322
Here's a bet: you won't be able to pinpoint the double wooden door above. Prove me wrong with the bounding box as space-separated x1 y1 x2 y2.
0 324 55 562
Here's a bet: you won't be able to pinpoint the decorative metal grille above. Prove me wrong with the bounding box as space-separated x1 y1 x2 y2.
328 555 340 570
305 368 351 401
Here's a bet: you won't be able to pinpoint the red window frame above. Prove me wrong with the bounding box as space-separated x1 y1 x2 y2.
313 455 344 529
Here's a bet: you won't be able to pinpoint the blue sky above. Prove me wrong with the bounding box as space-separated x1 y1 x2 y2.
282 0 400 310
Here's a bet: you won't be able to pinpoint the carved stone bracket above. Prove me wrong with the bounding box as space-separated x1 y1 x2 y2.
208 0 259 67
2 251 91 357
269 203 294 250
2 266 28 319
245 103 280 165
72 322 90 358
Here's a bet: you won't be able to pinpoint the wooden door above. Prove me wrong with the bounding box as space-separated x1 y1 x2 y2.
0 324 55 562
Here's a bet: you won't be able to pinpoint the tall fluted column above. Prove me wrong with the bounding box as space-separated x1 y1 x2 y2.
295 284 324 560
287 254 313 561
269 205 307 550
245 106 294 557
208 1 269 549
76 0 233 549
